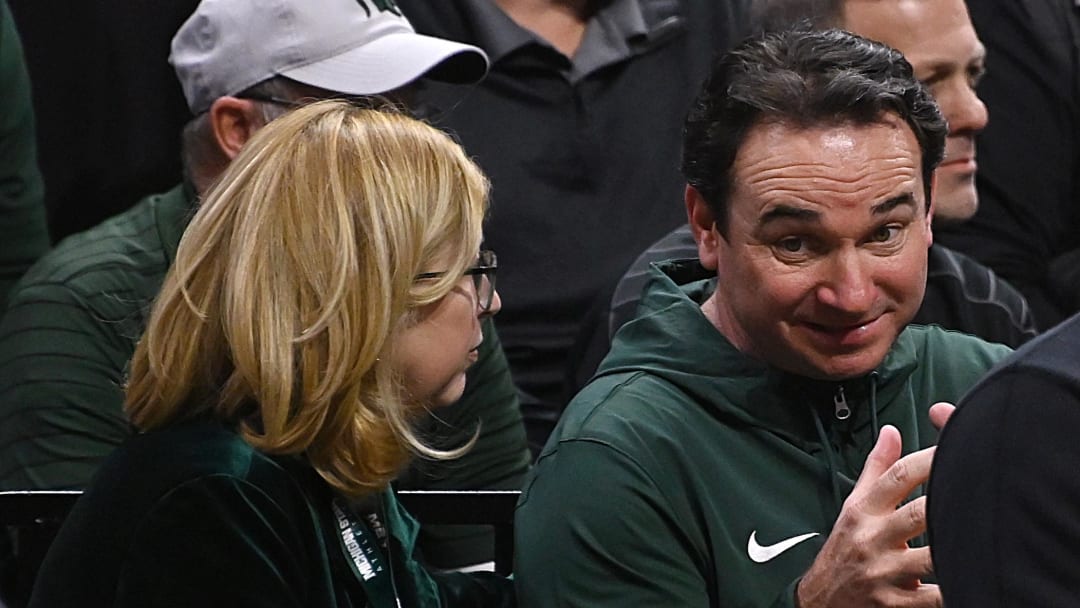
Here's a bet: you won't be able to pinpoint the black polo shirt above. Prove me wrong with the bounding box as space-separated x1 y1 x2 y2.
400 0 750 451
934 0 1080 329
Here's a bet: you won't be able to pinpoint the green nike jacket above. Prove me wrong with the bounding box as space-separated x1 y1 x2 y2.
514 260 1011 607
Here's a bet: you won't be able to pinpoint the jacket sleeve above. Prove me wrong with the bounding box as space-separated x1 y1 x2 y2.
395 317 531 567
768 579 803 608
0 278 133 490
514 439 708 607
917 246 1038 349
930 369 1080 607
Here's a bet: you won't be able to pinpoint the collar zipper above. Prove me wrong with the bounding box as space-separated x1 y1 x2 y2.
833 386 851 420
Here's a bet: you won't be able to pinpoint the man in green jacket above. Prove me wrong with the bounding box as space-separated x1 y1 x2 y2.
515 28 1010 607
0 0 529 574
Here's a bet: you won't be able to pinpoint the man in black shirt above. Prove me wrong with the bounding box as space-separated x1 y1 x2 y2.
398 0 752 454
934 0 1080 329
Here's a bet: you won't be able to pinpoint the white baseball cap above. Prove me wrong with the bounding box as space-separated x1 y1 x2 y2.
170 0 489 114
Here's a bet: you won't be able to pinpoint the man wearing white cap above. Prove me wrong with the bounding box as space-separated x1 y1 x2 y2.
0 0 530 588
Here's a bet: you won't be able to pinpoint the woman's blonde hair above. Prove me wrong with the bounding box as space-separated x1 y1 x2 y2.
126 101 490 497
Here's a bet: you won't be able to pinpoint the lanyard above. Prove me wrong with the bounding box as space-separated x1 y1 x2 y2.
331 497 402 608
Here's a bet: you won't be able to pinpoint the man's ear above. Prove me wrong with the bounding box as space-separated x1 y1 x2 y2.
686 185 722 270
925 172 937 247
207 96 264 161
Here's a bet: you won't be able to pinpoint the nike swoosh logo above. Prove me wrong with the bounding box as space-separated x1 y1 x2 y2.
747 530 820 563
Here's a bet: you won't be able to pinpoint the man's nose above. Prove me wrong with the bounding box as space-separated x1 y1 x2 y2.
815 251 875 315
944 82 989 136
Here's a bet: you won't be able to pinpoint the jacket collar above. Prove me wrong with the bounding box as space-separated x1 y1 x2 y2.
600 260 920 443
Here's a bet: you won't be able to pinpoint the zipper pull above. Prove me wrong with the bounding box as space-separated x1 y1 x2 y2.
833 386 851 420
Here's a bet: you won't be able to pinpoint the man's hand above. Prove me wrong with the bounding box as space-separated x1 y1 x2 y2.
928 402 955 432
796 426 941 608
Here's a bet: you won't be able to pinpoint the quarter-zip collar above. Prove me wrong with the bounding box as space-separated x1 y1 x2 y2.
598 260 920 450
596 260 927 526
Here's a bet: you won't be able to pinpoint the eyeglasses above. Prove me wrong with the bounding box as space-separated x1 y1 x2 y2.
415 250 498 313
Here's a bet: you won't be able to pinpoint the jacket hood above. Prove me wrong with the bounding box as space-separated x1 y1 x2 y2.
597 260 921 445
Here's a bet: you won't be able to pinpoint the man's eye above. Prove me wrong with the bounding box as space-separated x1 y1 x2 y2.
871 226 900 243
968 64 986 88
778 237 805 253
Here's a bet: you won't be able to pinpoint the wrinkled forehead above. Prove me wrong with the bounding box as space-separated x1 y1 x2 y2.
730 117 923 213
735 115 922 170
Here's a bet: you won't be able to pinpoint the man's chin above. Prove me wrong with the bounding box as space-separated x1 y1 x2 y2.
794 346 892 382
929 187 979 224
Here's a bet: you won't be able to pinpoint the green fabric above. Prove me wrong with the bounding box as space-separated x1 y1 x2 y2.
514 260 1012 607
0 184 530 566
0 185 189 490
0 0 49 312
27 421 514 607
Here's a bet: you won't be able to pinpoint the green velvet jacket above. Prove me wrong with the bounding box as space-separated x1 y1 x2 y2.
29 420 514 607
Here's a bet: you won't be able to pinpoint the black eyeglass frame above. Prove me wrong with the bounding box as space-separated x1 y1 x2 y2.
415 250 498 313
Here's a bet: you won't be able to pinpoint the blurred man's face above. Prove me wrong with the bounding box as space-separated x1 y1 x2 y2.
693 116 933 380
844 0 987 222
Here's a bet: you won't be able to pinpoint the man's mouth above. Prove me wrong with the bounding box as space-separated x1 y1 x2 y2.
802 315 884 347
939 156 977 171
940 142 977 170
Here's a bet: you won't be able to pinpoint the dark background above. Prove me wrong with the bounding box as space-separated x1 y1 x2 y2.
8 0 198 242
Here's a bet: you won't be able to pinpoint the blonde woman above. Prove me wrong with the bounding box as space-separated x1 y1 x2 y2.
29 101 512 608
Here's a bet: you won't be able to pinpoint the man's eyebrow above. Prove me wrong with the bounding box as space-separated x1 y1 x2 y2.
972 43 987 65
921 47 985 83
757 194 916 226
758 204 820 226
871 192 917 215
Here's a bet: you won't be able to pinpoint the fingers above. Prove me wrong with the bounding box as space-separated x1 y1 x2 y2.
860 444 935 513
880 582 943 608
852 425 903 496
889 544 934 583
911 584 944 608
880 495 928 548
928 402 955 431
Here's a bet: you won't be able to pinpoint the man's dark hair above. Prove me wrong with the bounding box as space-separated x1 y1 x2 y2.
682 28 947 233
